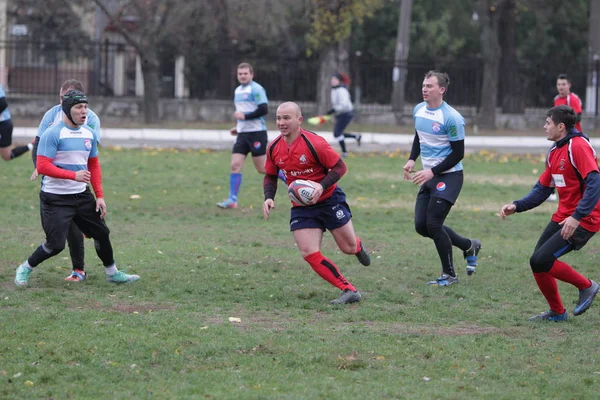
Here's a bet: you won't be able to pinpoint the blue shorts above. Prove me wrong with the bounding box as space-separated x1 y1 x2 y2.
290 187 352 232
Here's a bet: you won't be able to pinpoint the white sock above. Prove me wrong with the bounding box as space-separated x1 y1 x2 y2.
105 264 117 275
22 260 32 270
27 143 33 151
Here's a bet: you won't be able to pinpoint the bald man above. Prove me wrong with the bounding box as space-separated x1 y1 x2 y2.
262 102 371 305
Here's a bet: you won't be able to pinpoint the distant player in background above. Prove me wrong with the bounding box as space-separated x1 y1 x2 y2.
326 73 361 158
547 73 584 202
217 62 269 209
500 105 599 322
403 71 481 287
0 83 32 161
30 79 101 282
263 101 370 305
14 90 139 287
554 73 583 132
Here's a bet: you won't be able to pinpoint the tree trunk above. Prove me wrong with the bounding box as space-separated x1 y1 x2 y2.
316 40 351 114
140 53 161 124
477 0 503 130
586 0 600 116
391 0 413 114
499 0 524 113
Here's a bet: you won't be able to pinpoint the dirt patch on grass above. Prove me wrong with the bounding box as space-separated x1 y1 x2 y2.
81 299 176 314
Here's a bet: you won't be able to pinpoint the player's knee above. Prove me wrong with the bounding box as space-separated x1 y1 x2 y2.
529 252 553 273
425 221 443 237
0 151 11 161
415 221 429 237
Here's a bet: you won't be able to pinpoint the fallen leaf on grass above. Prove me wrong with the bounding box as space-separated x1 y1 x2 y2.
129 194 141 200
228 317 242 323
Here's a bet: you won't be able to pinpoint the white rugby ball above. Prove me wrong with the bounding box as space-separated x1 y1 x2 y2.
288 179 316 206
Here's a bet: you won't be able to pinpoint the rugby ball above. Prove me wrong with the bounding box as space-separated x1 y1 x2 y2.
288 179 316 206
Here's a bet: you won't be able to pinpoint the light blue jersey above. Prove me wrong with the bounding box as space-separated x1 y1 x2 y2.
38 122 98 195
0 85 11 122
37 105 100 141
413 101 465 173
234 81 268 133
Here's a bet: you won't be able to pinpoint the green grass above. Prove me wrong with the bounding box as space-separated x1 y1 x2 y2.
1 148 600 399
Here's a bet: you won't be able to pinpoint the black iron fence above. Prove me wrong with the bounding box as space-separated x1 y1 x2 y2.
3 39 599 114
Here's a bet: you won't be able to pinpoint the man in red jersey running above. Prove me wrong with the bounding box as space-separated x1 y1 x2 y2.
500 105 599 322
262 102 370 305
554 73 583 132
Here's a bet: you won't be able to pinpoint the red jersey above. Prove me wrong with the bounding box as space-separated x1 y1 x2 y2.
266 128 341 205
554 93 583 131
539 136 600 231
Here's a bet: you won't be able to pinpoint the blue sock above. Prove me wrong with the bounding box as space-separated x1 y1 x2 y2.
277 170 287 184
229 173 242 202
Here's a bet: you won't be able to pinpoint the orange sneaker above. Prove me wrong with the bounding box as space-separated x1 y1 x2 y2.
65 270 86 282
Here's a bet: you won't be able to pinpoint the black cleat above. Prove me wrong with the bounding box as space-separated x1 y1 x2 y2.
330 289 362 305
356 242 371 266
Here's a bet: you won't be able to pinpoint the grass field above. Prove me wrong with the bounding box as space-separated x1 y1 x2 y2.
1 148 600 399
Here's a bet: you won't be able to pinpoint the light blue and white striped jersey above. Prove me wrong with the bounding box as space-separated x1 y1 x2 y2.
0 85 11 122
413 101 465 173
37 105 100 141
234 81 268 133
37 122 98 195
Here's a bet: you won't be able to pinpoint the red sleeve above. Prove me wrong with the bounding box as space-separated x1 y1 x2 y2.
539 167 553 187
314 135 341 169
264 142 278 176
571 95 583 114
570 138 599 180
36 156 76 180
88 156 104 198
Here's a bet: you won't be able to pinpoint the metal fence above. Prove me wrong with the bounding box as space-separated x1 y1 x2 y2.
2 39 599 113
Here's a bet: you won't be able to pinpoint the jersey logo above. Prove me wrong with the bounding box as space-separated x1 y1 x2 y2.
299 154 307 164
448 125 458 138
336 209 346 220
432 122 441 133
277 158 284 165
436 182 446 191
559 159 566 171
84 139 92 151
253 141 262 149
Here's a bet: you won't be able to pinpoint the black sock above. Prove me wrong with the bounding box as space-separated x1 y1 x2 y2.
28 243 58 267
11 145 30 160
339 140 347 153
343 133 357 140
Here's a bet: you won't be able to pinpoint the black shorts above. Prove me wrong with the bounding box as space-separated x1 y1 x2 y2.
232 131 268 157
417 170 463 205
289 187 352 232
40 189 110 250
0 119 13 148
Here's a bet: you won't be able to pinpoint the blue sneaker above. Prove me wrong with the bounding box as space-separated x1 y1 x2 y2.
574 280 599 316
528 309 568 322
216 198 238 209
14 262 32 286
464 239 482 276
107 270 140 283
427 274 458 286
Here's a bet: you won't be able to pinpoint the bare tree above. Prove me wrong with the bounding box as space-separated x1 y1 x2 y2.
498 0 524 113
92 0 202 124
391 0 413 116
307 0 383 114
587 0 600 117
476 0 504 130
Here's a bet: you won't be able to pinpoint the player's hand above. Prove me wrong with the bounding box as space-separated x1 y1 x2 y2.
412 169 434 186
559 216 580 240
30 168 39 181
263 199 275 220
75 170 91 183
500 204 517 220
233 111 245 121
307 181 323 205
403 160 415 180
96 197 107 219
230 127 238 136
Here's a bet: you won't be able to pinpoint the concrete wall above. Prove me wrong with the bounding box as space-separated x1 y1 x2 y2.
8 96 600 130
